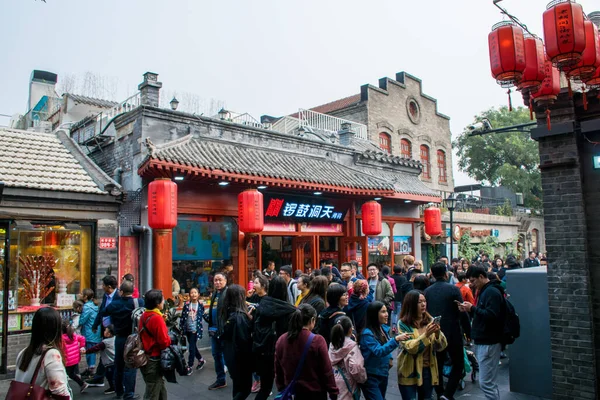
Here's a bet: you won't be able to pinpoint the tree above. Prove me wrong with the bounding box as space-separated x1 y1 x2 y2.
454 106 542 208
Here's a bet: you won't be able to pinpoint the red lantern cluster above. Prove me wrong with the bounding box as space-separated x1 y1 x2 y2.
238 189 264 233
489 22 526 87
566 20 600 81
361 201 382 236
518 35 546 95
424 207 442 237
543 0 586 69
148 179 178 229
532 60 561 130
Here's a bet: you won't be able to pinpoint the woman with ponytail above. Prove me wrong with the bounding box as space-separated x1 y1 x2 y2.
328 316 366 400
274 304 338 399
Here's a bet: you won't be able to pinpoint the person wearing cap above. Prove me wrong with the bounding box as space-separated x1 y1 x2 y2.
278 265 299 305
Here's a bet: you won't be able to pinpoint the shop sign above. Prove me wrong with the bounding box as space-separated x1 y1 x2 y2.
99 237 117 249
460 227 500 238
300 223 343 233
320 252 339 260
264 195 347 223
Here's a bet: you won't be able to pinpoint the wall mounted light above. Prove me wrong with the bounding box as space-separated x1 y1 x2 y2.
218 181 230 186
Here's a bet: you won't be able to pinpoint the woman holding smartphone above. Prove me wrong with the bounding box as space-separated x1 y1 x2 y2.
397 290 447 400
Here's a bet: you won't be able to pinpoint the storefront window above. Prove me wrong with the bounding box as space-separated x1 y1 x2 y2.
392 223 413 265
172 216 235 300
3 222 92 333
366 223 391 265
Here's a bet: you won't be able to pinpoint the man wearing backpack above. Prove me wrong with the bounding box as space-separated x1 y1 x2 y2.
104 280 144 400
459 265 506 400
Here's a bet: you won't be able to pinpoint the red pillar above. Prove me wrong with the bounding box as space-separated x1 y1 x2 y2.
153 229 173 300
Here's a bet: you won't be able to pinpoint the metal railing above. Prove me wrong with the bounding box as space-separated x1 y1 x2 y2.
298 108 368 140
229 112 264 129
96 92 141 122
453 194 516 216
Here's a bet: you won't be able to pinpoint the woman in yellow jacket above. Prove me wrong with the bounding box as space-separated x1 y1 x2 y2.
397 290 447 400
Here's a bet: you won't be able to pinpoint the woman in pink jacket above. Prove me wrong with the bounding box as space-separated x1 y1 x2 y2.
328 317 367 400
61 320 88 392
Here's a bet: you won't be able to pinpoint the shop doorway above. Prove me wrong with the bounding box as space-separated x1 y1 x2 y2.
339 236 369 276
0 221 9 373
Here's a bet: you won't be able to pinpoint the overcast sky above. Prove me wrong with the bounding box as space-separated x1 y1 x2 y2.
1 0 597 186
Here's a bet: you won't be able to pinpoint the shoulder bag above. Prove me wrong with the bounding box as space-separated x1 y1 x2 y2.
275 333 315 400
5 349 69 400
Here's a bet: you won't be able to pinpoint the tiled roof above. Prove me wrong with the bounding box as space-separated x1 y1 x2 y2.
0 128 106 194
67 94 118 109
370 169 440 197
290 94 361 118
147 136 395 192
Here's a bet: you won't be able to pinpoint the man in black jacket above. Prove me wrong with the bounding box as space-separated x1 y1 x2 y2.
424 262 465 400
206 272 228 390
459 265 506 400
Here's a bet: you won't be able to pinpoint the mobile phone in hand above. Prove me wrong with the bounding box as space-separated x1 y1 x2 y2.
432 316 442 325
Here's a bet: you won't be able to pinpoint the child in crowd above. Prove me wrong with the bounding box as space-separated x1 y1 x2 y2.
84 324 117 395
61 319 88 393
71 300 83 331
79 288 101 377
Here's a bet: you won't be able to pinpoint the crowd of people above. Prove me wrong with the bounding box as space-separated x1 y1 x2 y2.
10 251 525 400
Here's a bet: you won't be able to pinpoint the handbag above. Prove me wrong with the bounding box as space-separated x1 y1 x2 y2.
5 349 69 400
275 333 315 400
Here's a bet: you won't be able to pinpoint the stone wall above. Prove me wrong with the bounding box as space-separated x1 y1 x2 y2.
96 219 119 295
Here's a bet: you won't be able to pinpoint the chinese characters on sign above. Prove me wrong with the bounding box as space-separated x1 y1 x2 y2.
264 196 347 223
99 237 116 249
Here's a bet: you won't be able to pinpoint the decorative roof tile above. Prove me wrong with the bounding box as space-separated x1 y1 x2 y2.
0 128 106 194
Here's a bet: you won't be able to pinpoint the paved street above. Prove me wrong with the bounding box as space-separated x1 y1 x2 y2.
0 348 549 399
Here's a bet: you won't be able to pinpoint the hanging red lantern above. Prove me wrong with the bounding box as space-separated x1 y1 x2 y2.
424 207 442 237
584 65 600 89
517 35 546 95
543 0 586 69
148 178 178 229
361 201 382 236
488 22 526 87
238 189 264 233
532 60 561 130
566 20 600 81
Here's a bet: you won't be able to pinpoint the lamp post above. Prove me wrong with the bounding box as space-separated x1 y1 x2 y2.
170 97 179 111
445 193 457 262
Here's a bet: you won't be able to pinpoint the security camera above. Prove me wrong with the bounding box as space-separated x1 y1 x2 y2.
467 119 492 132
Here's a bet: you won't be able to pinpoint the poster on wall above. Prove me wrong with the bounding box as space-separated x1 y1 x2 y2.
173 221 232 261
393 236 412 255
119 237 139 285
368 236 390 256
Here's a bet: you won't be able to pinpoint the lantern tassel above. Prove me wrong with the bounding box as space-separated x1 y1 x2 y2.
582 84 588 111
529 97 534 120
568 79 573 98
546 108 552 131
507 89 513 112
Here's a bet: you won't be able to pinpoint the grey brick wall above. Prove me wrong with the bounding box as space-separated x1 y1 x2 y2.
96 219 119 296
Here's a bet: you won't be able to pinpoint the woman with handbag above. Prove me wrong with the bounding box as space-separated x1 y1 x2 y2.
274 304 338 400
328 316 367 400
179 288 206 372
397 290 447 400
359 301 410 400
139 289 171 400
12 307 72 400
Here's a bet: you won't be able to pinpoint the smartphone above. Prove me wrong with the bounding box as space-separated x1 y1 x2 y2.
432 316 442 325
454 300 462 305
248 281 254 291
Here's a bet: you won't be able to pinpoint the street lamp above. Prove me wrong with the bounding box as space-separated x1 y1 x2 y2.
170 97 179 111
445 193 458 262
218 108 230 121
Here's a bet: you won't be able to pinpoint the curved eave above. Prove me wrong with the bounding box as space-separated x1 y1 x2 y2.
139 159 395 197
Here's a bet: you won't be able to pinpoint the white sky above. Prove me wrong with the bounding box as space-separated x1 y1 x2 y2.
1 0 598 186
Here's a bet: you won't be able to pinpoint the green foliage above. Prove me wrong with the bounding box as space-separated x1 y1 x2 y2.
427 245 440 272
454 106 542 209
496 199 514 216
458 233 476 261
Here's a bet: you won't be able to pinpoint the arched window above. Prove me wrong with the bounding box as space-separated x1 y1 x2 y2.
437 150 447 183
401 139 412 158
420 145 430 179
379 132 392 154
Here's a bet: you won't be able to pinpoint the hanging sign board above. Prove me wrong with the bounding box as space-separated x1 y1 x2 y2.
263 195 348 223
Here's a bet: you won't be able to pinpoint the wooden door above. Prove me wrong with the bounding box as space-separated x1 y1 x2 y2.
292 236 315 272
339 236 368 277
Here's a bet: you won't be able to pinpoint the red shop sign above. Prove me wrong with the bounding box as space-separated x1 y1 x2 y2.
99 237 117 249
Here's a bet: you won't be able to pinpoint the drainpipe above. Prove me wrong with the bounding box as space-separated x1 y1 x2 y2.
131 225 152 294
113 167 123 185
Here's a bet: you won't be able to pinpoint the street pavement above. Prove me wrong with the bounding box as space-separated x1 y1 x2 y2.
0 347 549 399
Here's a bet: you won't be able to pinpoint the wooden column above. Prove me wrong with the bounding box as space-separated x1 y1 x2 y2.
152 229 173 299
237 232 248 287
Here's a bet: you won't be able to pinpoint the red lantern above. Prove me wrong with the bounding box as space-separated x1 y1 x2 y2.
543 0 586 69
361 201 382 236
238 189 264 233
424 207 442 237
532 60 561 130
566 20 600 81
517 35 546 94
488 22 526 87
584 65 600 89
148 179 178 229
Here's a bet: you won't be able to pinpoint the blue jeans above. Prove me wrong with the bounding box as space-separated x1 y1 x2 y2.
398 367 434 400
105 364 115 390
211 335 226 384
187 332 203 367
475 343 502 400
114 335 138 399
85 342 98 369
360 374 388 400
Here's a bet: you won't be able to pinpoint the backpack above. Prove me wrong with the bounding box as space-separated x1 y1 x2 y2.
131 298 145 333
502 297 520 345
124 314 154 369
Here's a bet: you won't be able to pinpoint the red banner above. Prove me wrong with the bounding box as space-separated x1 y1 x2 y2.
119 236 139 284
